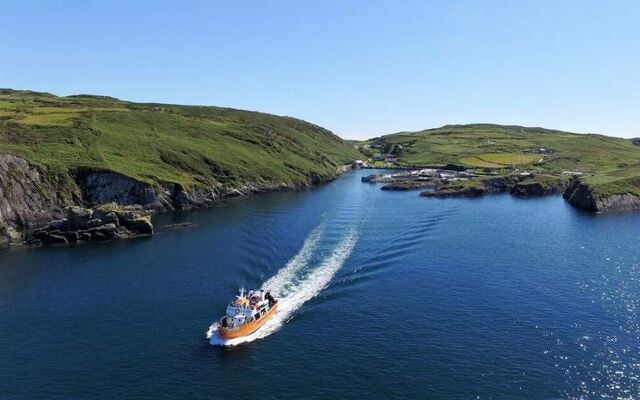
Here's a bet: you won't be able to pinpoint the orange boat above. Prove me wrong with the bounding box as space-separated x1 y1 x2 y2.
217 288 278 339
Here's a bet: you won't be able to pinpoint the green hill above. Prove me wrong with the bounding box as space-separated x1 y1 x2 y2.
365 124 640 172
0 89 362 245
0 89 359 194
362 124 640 211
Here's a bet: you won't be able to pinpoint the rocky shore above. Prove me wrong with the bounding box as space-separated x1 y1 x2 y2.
366 169 564 198
563 177 640 213
415 172 640 213
0 153 352 247
510 179 567 196
29 205 153 246
419 176 522 198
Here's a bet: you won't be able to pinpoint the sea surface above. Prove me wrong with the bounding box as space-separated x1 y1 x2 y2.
1 169 640 399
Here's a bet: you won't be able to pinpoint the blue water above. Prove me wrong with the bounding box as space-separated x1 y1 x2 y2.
1 169 640 399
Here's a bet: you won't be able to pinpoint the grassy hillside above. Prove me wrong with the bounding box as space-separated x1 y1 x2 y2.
363 123 640 198
366 124 640 172
0 89 360 193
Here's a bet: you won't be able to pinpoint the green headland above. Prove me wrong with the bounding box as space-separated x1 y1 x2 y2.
0 88 360 195
358 124 640 211
0 89 359 246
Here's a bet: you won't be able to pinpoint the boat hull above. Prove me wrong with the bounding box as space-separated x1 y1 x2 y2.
219 303 278 339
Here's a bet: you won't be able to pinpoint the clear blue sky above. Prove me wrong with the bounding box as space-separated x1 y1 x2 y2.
2 1 639 139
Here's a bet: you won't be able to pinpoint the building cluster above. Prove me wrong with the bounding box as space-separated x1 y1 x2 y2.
362 168 477 184
408 168 477 179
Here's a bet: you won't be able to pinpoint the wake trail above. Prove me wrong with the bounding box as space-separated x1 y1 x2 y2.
208 224 358 346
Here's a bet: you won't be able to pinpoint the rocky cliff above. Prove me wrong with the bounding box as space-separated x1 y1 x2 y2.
0 154 68 246
0 154 157 246
563 177 640 213
0 154 349 247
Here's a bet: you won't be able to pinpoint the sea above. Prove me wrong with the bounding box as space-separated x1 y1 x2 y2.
1 169 639 399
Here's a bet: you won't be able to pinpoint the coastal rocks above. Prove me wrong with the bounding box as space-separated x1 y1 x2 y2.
0 154 67 246
420 185 486 198
510 178 567 196
381 181 436 191
562 178 598 212
63 231 80 242
75 169 224 211
169 184 217 209
481 176 519 191
510 182 556 196
28 205 153 246
74 169 168 210
131 217 153 234
563 177 640 213
161 222 195 230
420 176 519 198
67 206 93 228
41 234 69 245
596 194 640 212
116 210 153 235
418 174 570 199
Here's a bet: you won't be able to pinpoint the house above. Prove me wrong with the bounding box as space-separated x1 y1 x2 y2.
524 147 554 155
438 171 456 179
417 168 437 177
458 171 477 177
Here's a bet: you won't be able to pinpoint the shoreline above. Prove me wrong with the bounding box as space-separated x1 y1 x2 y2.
0 162 354 249
363 167 640 214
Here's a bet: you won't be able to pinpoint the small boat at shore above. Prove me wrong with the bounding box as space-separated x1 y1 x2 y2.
214 287 278 339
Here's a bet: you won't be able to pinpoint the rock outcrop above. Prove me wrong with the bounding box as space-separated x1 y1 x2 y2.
419 176 519 198
74 169 168 209
510 180 567 196
28 205 153 246
595 194 640 212
563 177 640 213
420 185 486 198
0 154 68 246
381 181 436 191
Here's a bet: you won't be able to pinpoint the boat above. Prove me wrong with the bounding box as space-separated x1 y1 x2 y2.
215 287 278 339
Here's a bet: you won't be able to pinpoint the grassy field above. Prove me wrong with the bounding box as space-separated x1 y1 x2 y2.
0 89 360 194
365 124 640 172
459 153 542 168
362 123 640 198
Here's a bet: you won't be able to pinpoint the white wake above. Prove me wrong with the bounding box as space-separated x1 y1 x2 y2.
207 225 358 346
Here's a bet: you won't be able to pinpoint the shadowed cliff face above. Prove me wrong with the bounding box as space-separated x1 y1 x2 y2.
74 170 165 209
563 178 599 212
0 154 67 245
72 169 329 211
563 177 640 213
72 169 222 211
